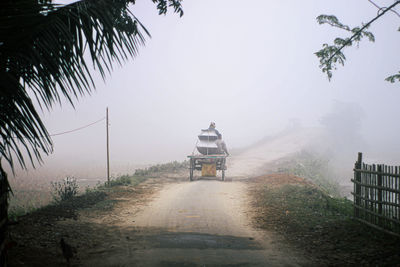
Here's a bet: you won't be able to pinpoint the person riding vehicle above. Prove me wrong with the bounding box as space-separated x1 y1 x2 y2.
216 133 229 156
208 122 221 137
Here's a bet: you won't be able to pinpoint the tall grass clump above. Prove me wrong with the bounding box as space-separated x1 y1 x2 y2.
278 151 341 197
51 176 79 202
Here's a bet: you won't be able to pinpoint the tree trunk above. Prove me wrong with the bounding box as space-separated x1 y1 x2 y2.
0 162 9 267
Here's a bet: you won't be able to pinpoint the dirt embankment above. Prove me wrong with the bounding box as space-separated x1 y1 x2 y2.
248 173 400 266
7 177 167 267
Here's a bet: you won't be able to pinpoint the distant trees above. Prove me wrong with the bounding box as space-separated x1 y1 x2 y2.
320 101 364 148
315 1 400 82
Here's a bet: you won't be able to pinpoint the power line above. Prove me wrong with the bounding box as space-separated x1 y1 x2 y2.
367 0 400 18
50 117 106 137
10 116 106 139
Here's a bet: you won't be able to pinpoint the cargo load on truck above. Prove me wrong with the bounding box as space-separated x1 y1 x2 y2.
188 123 228 181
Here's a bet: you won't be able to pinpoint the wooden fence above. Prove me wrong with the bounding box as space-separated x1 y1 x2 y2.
352 152 400 237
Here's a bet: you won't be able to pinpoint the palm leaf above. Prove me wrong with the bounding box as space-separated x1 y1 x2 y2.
0 0 183 170
0 0 151 170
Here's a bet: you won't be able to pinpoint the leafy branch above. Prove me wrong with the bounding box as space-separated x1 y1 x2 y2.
151 0 184 17
385 72 400 83
315 1 400 82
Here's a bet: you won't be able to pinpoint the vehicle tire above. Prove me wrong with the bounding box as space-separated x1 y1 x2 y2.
221 158 226 181
189 159 194 181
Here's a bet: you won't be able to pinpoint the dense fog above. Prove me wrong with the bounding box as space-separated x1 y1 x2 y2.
8 0 400 191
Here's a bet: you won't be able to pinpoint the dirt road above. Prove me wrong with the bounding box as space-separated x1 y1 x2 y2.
79 179 309 266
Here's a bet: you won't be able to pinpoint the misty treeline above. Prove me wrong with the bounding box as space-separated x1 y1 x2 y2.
318 101 365 165
281 101 365 196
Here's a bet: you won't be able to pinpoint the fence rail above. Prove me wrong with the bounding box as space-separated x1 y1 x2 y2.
352 152 400 237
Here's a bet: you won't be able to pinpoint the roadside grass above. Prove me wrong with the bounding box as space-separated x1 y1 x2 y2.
8 204 39 222
134 160 189 176
8 188 53 221
9 174 147 221
106 174 147 187
277 151 342 197
251 175 400 266
260 184 352 231
9 160 189 221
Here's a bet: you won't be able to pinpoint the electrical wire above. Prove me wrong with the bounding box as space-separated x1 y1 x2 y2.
50 117 106 136
10 116 106 139
367 0 400 18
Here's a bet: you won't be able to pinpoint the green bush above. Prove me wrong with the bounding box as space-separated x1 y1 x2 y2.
106 175 147 187
108 174 132 186
51 176 79 202
134 160 189 176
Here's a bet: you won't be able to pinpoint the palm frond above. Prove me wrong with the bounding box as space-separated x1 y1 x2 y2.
0 0 151 170
0 0 184 170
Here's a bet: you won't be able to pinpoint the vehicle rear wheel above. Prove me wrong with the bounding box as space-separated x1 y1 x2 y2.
221 158 226 181
189 159 194 181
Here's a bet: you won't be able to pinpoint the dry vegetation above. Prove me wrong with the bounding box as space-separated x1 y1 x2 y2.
8 160 189 220
8 178 159 266
7 160 189 266
249 174 400 266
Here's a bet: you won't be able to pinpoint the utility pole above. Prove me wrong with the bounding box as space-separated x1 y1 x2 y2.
106 107 110 186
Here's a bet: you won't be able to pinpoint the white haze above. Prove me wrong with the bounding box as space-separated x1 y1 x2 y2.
9 0 400 189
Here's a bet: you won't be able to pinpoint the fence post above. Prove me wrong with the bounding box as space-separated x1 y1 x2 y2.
377 164 383 226
106 107 110 186
354 152 362 217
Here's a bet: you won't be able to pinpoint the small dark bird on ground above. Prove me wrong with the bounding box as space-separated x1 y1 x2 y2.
60 238 76 266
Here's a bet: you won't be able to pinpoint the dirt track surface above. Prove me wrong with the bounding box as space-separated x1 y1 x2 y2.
9 177 309 266
81 179 308 266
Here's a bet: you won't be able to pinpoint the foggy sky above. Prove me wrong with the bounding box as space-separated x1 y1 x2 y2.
18 0 400 179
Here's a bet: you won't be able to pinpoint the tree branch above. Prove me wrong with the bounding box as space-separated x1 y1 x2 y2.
327 1 400 64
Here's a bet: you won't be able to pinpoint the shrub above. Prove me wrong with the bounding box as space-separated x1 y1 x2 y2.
108 175 132 186
51 176 79 202
107 175 147 187
134 160 189 176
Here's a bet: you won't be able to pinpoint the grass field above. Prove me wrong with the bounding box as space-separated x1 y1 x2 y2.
8 160 188 219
